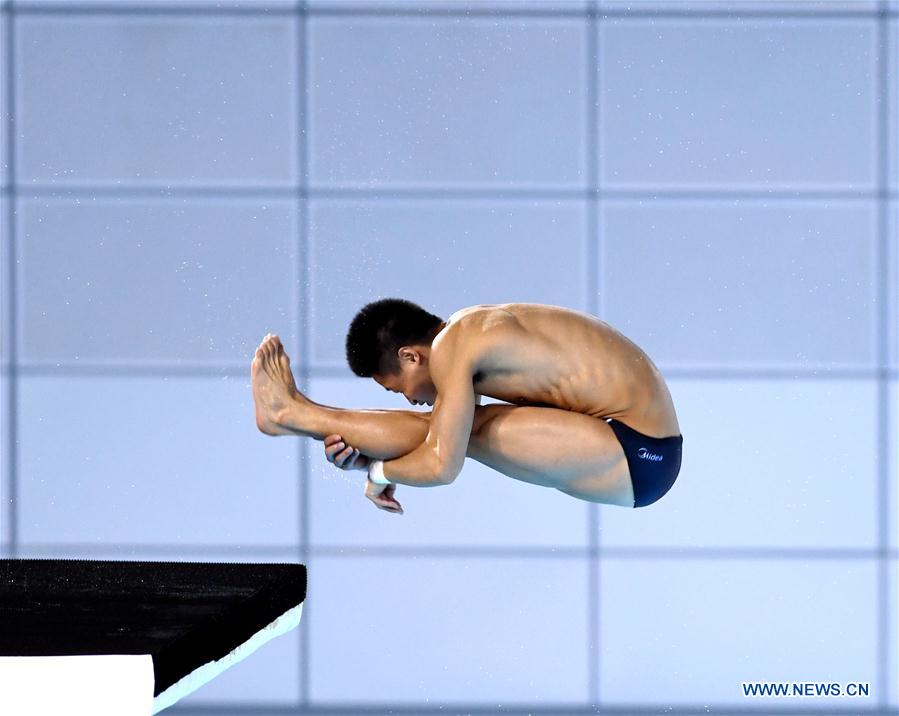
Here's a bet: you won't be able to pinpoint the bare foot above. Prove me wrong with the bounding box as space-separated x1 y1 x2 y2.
252 333 306 436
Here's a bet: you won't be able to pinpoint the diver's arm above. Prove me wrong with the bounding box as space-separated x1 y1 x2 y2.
375 338 475 487
374 443 447 487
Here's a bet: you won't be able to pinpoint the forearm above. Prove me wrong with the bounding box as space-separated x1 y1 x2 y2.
378 443 447 487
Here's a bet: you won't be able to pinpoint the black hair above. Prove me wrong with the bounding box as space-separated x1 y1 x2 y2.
345 298 445 377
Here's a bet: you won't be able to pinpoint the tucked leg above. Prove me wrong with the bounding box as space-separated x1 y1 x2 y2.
464 404 634 506
277 398 633 506
281 399 431 459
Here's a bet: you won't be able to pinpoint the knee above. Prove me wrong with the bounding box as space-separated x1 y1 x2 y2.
471 403 508 436
422 403 507 441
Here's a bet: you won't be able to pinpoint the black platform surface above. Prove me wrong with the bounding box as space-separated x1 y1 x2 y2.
0 558 307 697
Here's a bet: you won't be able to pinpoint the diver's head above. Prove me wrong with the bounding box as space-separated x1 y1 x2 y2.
345 298 445 407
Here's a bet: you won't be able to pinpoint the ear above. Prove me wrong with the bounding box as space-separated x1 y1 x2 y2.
398 346 420 364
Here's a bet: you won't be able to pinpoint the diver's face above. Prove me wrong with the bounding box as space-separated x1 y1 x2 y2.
374 350 436 407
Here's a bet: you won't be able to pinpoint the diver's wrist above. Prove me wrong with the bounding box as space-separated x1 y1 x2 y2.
367 459 392 485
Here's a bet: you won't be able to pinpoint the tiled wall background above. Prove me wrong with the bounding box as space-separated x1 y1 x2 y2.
0 0 897 714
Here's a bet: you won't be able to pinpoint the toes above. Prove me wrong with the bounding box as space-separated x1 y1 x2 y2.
262 333 280 351
257 334 284 366
261 334 284 361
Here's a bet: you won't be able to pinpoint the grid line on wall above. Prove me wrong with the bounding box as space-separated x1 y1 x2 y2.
585 0 600 704
3 365 894 380
2 0 18 555
875 0 891 707
9 542 899 560
2 186 897 199
298 1 312 711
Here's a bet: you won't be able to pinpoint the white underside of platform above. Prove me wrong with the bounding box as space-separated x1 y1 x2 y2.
152 600 304 713
0 602 304 716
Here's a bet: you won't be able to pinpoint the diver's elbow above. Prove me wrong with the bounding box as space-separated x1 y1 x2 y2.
436 462 460 485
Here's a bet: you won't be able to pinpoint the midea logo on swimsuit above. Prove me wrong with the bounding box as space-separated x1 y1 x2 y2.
637 447 663 461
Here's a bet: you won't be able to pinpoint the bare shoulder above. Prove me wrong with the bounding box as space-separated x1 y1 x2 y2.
431 306 519 373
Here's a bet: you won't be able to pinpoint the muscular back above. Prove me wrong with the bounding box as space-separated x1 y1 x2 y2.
432 303 680 439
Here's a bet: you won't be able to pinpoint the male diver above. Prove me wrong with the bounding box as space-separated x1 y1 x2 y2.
251 300 683 515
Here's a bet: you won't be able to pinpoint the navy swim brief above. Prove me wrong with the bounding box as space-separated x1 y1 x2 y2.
605 417 683 508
